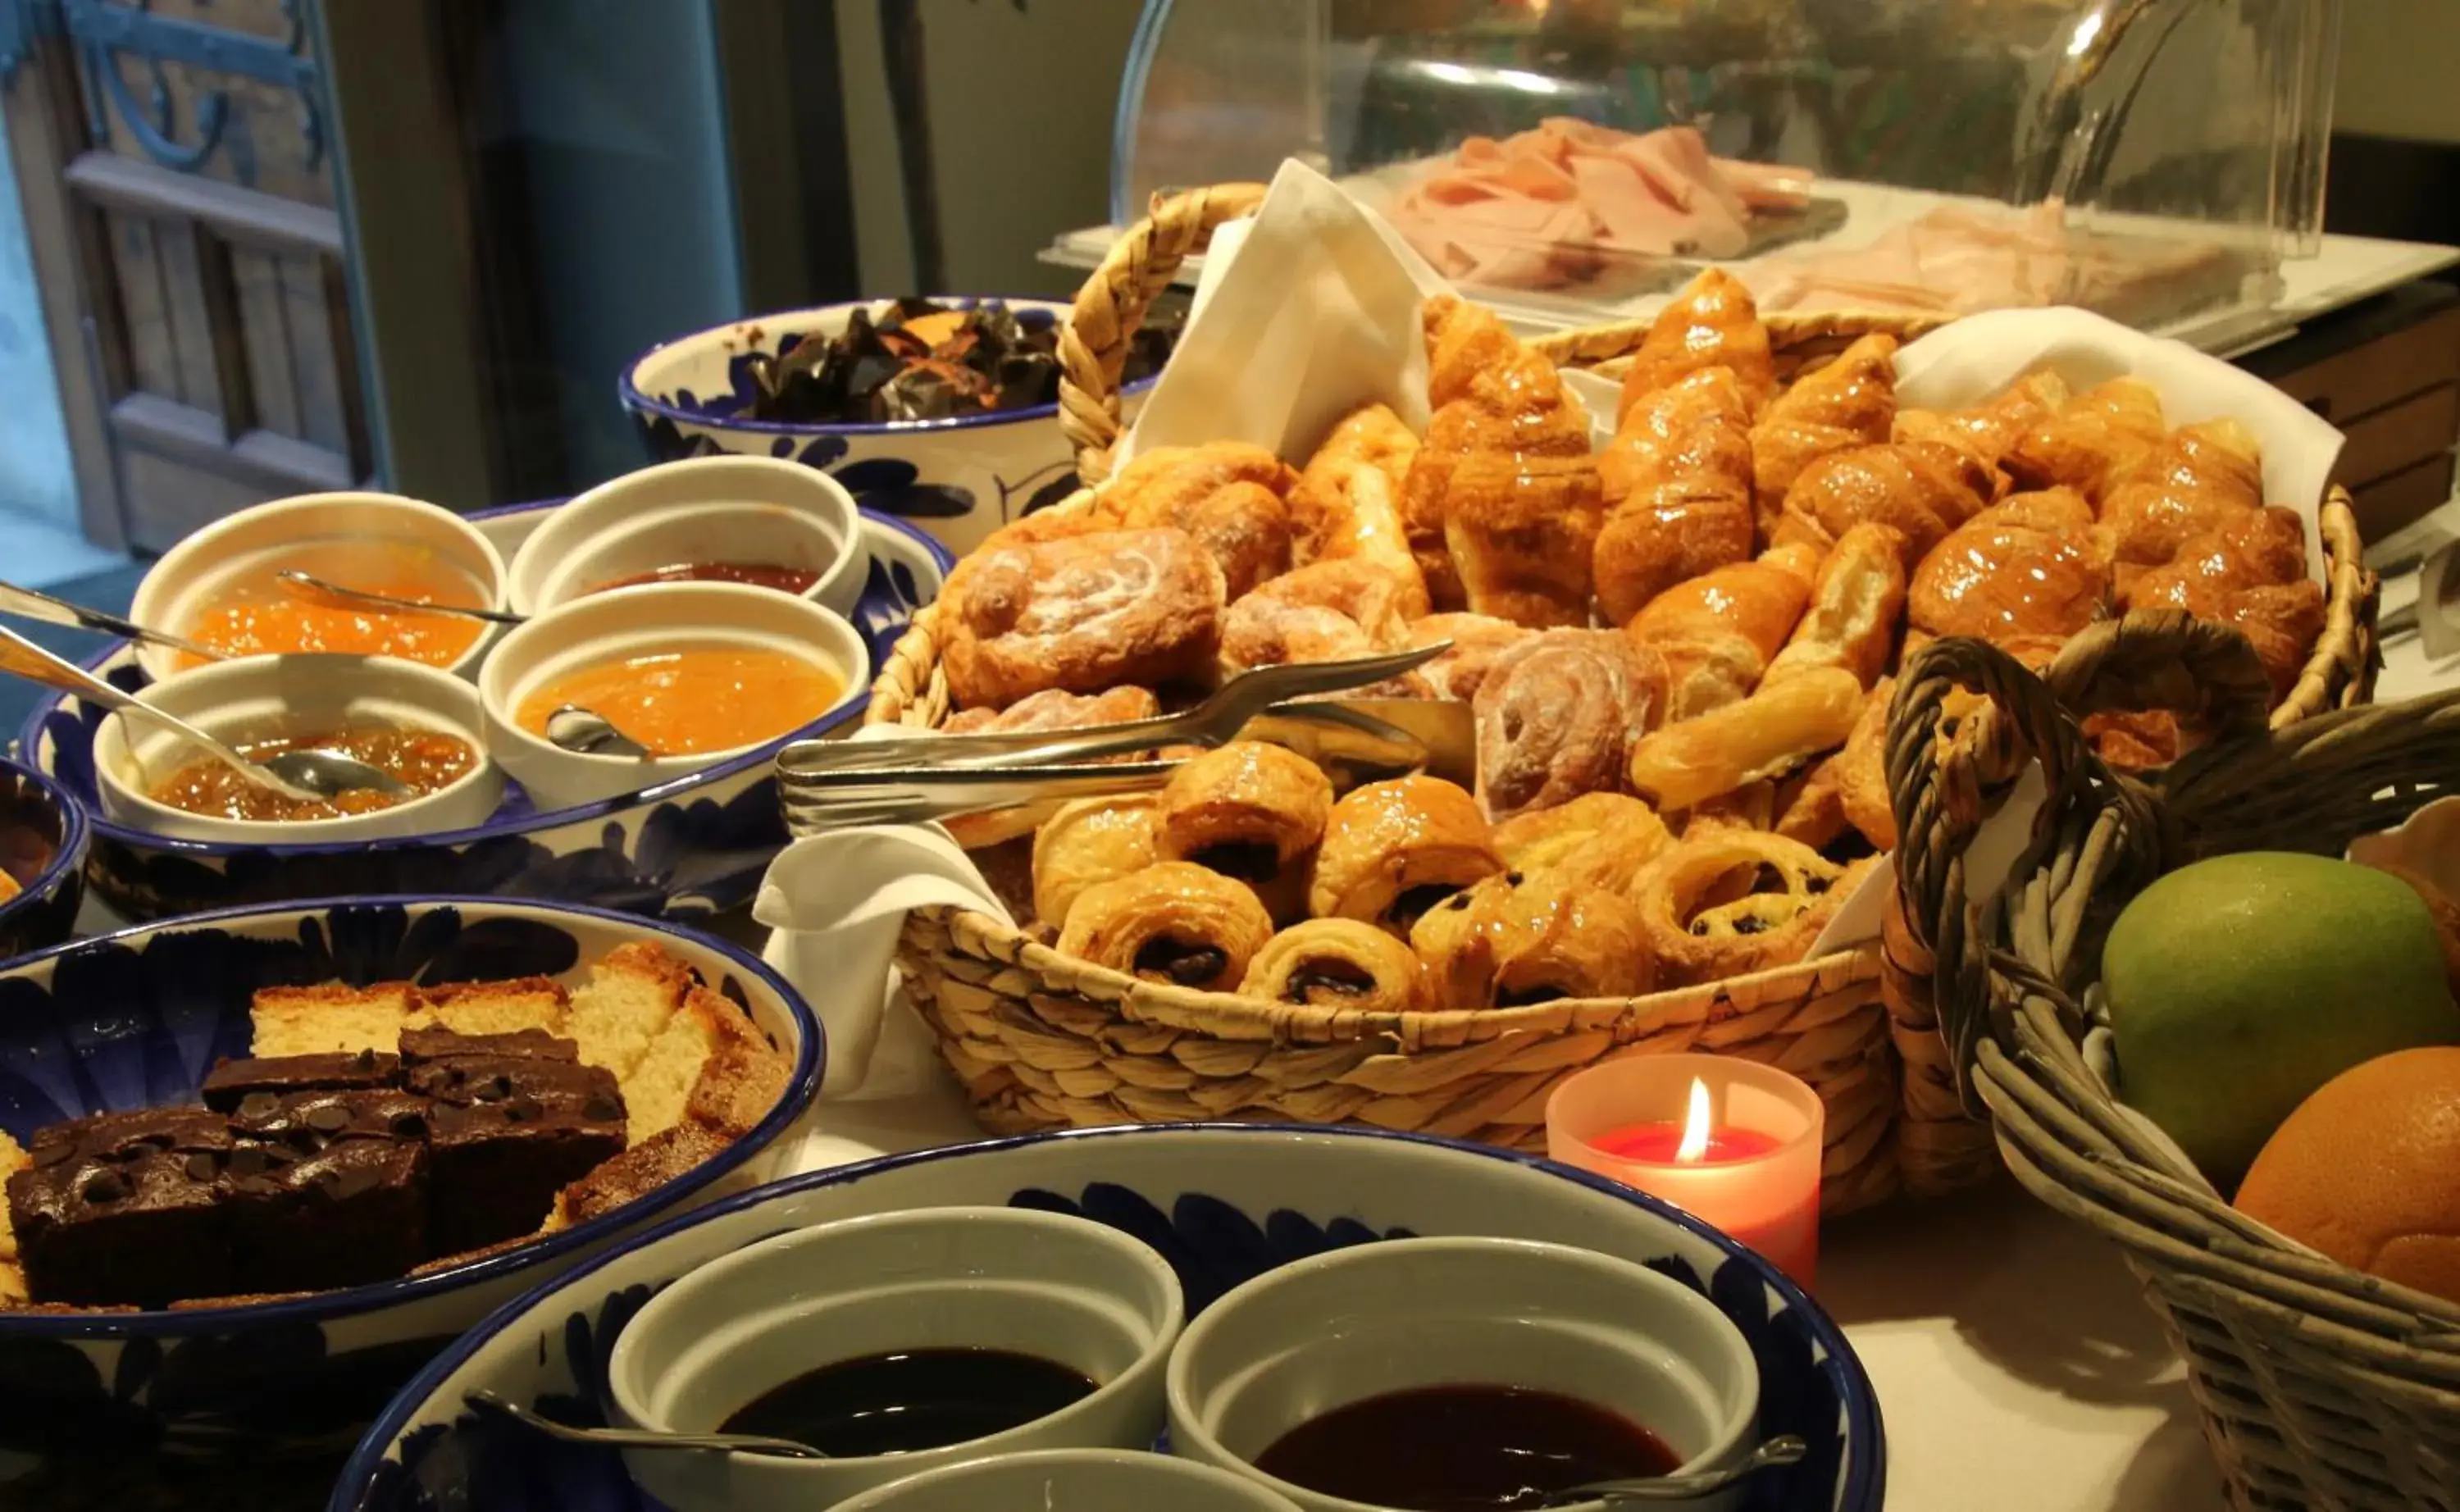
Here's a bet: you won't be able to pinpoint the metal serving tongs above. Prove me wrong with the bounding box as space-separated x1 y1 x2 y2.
774 644 1469 837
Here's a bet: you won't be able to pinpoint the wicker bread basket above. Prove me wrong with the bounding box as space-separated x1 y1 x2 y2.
1886 613 2458 1508
863 182 2376 1211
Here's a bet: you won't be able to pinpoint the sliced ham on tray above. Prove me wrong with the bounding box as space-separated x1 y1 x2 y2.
1383 118 1812 291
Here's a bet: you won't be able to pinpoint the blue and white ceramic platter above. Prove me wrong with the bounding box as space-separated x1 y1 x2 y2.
0 757 85 959
0 895 822 1475
335 1125 1882 1512
618 297 1153 557
18 503 947 924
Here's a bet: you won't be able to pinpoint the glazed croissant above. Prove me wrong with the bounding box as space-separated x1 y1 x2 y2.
1425 294 1524 409
1909 488 2111 646
1748 333 1899 542
2003 378 2167 504
1592 367 1758 626
2124 504 2323 701
1618 269 1776 421
1290 402 1430 617
1770 439 1993 570
1405 346 1606 628
1625 544 1818 719
2099 419 2266 578
1892 368 2069 497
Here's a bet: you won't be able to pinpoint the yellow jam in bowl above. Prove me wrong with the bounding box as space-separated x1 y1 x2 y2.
181 542 490 668
148 726 480 823
513 647 841 757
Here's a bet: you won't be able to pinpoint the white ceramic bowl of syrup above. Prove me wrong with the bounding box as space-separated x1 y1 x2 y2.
507 453 863 618
476 580 868 811
606 1205 1186 1512
1166 1235 1761 1512
127 490 508 685
93 653 505 845
836 1449 1304 1512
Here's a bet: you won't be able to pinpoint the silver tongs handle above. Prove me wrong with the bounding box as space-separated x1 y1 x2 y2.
777 641 1448 778
778 761 1178 836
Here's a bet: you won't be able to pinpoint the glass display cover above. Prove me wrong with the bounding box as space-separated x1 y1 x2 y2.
1113 0 2344 333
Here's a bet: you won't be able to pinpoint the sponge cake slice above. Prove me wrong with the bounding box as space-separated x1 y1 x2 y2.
408 976 569 1039
251 981 420 1057
567 942 696 1082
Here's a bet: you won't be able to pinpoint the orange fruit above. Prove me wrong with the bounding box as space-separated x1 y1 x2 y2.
2234 1046 2460 1304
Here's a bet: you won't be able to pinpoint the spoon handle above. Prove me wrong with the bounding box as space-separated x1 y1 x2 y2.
0 581 223 661
278 570 526 626
0 625 316 801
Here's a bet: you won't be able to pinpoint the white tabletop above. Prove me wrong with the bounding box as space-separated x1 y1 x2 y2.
769 1032 2231 1512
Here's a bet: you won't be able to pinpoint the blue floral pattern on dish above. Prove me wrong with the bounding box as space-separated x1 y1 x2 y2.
341 1127 1879 1512
19 510 948 926
0 895 819 1501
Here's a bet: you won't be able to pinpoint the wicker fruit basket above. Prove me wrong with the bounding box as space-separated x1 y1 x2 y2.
863 182 2380 1212
1887 612 2460 1509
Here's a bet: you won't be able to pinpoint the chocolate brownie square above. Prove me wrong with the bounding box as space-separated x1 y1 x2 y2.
201 1046 400 1112
412 1056 626 1254
6 1108 234 1306
225 1088 430 1293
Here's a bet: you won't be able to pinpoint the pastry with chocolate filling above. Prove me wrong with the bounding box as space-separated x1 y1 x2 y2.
1056 861 1275 993
1635 833 1866 986
1239 919 1426 1012
1491 791 1674 896
1153 742 1333 922
1410 871 1653 1008
1309 776 1504 938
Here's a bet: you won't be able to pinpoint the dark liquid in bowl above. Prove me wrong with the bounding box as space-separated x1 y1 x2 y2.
1255 1384 1682 1511
718 1347 1097 1457
592 562 822 594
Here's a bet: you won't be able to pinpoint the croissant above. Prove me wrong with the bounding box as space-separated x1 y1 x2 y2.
1425 295 1525 409
2125 505 2323 701
2099 419 2265 576
1626 544 1817 719
1770 439 1993 570
1290 403 1431 617
1405 349 1605 628
1892 368 2070 494
2003 378 2167 503
1617 269 1775 421
1909 489 2111 646
1086 442 1299 599
1592 367 1757 626
1748 334 1899 542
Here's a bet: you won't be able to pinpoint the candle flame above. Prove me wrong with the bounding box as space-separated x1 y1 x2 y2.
1676 1077 1712 1163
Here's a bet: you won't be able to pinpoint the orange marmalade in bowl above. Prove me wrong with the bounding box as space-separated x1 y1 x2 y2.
181 542 490 669
513 648 841 757
149 727 480 823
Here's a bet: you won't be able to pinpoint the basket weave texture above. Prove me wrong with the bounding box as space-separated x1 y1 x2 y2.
1888 611 2458 1510
863 182 2379 1213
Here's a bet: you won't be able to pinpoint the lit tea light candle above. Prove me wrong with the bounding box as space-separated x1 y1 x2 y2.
1546 1055 1825 1286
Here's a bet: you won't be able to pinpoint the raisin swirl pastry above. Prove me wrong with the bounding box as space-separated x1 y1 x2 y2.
1410 870 1654 1008
1635 833 1865 986
1056 862 1274 993
1154 743 1333 922
1310 776 1503 938
1239 919 1426 1013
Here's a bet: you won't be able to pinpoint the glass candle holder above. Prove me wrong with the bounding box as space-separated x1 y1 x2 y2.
1546 1054 1825 1286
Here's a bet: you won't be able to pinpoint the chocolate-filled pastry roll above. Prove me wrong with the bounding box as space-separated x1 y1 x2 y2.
1032 795 1158 927
1409 872 1519 1009
1635 832 1860 986
1155 743 1333 921
1057 862 1274 992
1240 919 1426 1013
1310 776 1503 937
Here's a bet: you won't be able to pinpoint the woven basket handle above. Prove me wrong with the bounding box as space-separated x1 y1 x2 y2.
1056 182 1269 485
1885 610 2271 1104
